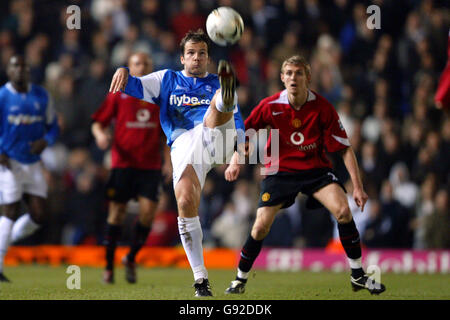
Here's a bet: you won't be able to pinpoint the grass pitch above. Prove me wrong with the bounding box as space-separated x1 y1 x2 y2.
0 265 448 300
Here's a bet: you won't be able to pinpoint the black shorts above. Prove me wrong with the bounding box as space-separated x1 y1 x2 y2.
258 168 346 210
105 168 161 203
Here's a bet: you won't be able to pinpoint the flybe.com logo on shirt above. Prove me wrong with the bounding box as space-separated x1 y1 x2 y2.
169 94 210 107
8 114 43 125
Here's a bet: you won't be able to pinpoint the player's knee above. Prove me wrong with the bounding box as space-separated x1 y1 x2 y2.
251 224 270 241
108 205 126 225
335 204 352 224
176 195 197 215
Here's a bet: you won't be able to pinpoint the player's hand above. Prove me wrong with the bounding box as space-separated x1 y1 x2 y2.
95 131 111 150
0 153 10 169
29 139 48 155
109 67 129 93
224 163 241 181
353 187 368 212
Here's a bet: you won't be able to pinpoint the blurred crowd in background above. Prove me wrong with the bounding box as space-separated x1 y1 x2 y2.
0 0 448 250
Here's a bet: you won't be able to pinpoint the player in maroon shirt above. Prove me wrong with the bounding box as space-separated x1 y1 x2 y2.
91 52 171 284
224 55 385 295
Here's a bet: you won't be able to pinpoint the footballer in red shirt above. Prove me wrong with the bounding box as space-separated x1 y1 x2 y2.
91 53 171 284
224 55 385 295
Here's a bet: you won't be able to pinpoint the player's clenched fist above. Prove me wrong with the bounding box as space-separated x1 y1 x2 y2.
109 67 129 93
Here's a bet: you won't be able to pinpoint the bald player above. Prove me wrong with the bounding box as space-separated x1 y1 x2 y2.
91 52 171 284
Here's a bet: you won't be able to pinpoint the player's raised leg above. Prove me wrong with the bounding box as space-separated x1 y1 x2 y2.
174 165 212 297
225 204 283 294
122 196 156 284
313 183 385 294
204 60 237 129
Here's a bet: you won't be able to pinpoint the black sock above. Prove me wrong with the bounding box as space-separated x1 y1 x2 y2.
127 221 151 263
337 219 364 278
237 235 264 277
104 224 121 271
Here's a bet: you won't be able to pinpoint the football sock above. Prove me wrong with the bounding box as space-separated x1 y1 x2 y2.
236 269 249 283
337 218 364 278
0 216 14 273
104 224 121 271
237 235 264 277
178 216 208 281
127 221 151 263
11 213 40 243
215 90 238 113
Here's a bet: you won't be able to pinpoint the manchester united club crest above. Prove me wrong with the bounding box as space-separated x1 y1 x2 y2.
262 192 271 202
292 118 301 128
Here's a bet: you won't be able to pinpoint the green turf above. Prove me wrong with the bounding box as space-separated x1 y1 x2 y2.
0 265 448 300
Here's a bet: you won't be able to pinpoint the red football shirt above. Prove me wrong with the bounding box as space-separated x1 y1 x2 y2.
92 92 162 170
245 89 350 174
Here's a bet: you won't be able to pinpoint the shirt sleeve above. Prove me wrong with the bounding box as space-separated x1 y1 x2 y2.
244 99 270 131
123 69 167 104
91 92 118 126
322 101 350 153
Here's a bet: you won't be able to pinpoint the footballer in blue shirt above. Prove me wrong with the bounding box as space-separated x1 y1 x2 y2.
0 55 59 282
110 29 245 297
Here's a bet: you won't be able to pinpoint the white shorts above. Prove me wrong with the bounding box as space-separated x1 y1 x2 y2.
171 111 236 190
0 159 48 205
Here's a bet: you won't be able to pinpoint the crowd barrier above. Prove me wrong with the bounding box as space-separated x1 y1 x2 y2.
5 246 449 273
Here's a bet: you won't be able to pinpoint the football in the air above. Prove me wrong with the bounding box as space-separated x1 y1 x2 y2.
206 7 244 46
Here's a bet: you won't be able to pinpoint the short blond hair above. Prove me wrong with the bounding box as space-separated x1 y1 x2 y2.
281 55 311 79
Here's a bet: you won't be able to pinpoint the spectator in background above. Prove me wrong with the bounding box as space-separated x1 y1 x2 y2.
170 0 206 43
152 31 181 70
79 59 110 130
91 0 130 40
424 188 449 248
361 99 389 143
389 162 419 210
412 173 437 249
111 24 151 67
52 74 86 148
360 140 384 192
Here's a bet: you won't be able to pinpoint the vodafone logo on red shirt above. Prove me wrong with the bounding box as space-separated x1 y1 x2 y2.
136 109 150 122
290 131 305 145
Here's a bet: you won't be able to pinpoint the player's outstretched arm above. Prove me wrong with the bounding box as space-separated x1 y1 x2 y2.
340 146 368 212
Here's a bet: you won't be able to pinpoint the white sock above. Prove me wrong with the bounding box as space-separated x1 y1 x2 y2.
177 216 208 281
237 268 249 280
348 257 363 269
215 90 238 113
0 216 14 273
11 213 40 243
